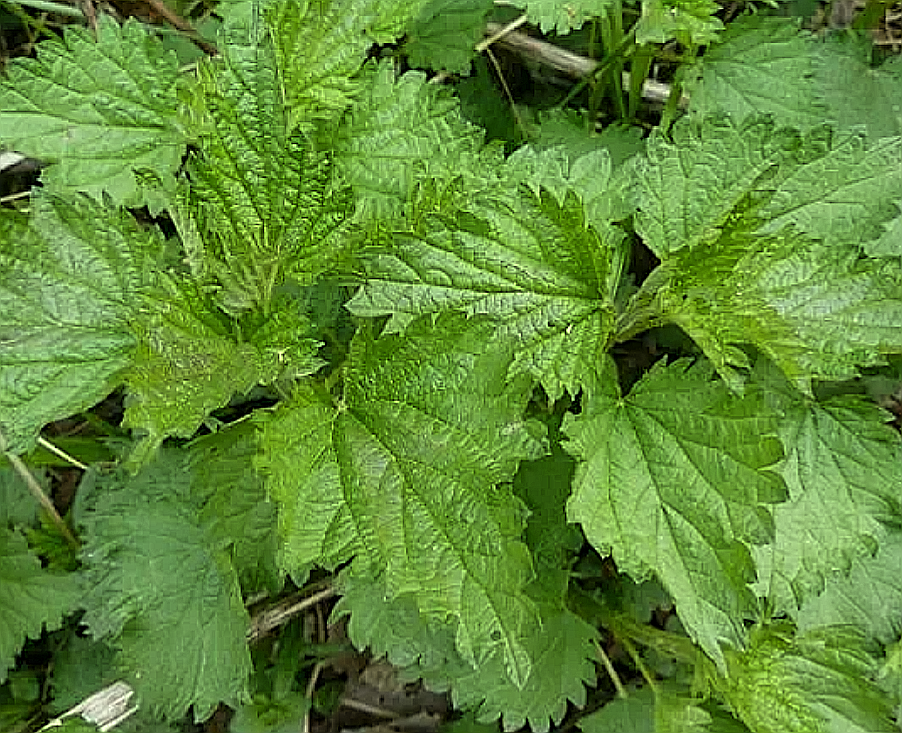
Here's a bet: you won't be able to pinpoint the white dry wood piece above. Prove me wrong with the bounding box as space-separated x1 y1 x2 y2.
483 22 689 106
40 681 138 732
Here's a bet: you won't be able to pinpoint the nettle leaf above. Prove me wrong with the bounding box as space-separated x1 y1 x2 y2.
721 624 895 733
80 454 252 721
187 421 282 595
257 313 546 687
563 357 785 667
797 531 902 646
634 0 723 47
0 16 186 206
0 468 39 526
405 0 494 74
189 35 353 312
0 192 159 453
0 528 80 683
348 186 622 400
685 16 823 131
753 379 902 611
509 0 617 34
333 60 490 223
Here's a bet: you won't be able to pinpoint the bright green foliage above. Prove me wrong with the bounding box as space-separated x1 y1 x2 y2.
0 16 186 207
230 693 310 733
190 35 354 311
753 375 902 610
333 61 489 222
80 456 252 720
797 531 902 645
187 421 282 595
634 0 723 46
0 193 159 453
0 529 80 683
685 16 823 131
720 624 895 733
257 313 546 687
578 689 656 733
509 0 617 34
348 184 623 400
563 357 785 667
405 0 494 74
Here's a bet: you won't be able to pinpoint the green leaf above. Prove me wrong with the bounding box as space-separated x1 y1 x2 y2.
533 111 646 168
257 312 546 688
122 275 311 466
0 528 80 683
333 61 490 223
752 373 902 610
0 192 160 453
509 0 617 34
563 357 785 668
348 186 622 400
578 689 656 733
49 635 118 714
80 455 252 720
190 36 353 312
0 469 39 526
796 531 902 646
0 16 186 207
405 0 494 74
720 624 896 733
187 421 282 595
813 33 902 140
230 693 311 733
634 0 723 46
685 16 823 130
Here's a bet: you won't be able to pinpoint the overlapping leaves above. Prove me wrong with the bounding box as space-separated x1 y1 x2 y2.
257 312 546 687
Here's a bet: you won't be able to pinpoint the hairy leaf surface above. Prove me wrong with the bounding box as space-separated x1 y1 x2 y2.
721 625 895 733
80 456 251 720
0 193 159 453
563 357 785 666
348 186 621 399
258 313 545 687
0 16 185 206
0 529 80 683
405 0 493 74
509 0 617 34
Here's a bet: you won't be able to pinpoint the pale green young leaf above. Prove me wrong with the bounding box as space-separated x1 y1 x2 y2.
685 16 823 131
80 455 252 720
654 226 902 391
333 61 489 223
634 0 723 46
187 421 282 595
563 357 785 667
0 16 186 206
257 313 546 687
348 187 622 400
508 0 617 34
721 624 895 733
190 38 353 312
405 0 494 74
0 192 160 454
0 528 80 683
752 379 902 611
122 275 315 467
797 531 902 645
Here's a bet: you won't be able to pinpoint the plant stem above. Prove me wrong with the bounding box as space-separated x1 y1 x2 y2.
9 0 85 18
621 636 660 693
595 640 629 698
555 26 637 111
36 436 89 470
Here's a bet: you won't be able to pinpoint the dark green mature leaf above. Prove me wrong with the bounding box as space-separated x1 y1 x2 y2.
797 531 902 645
752 369 902 611
188 421 282 595
80 455 252 720
333 61 490 223
0 470 38 527
190 35 353 313
509 0 616 34
578 689 656 733
0 193 160 453
563 357 785 667
720 624 895 733
348 186 622 400
257 313 546 687
634 0 723 46
685 16 823 130
405 0 494 74
0 16 186 206
49 635 118 713
0 528 80 683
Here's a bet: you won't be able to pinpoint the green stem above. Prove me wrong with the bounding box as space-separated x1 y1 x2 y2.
7 0 85 17
555 26 637 111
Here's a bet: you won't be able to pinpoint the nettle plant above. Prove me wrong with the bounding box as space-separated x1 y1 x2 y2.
2 1 902 731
